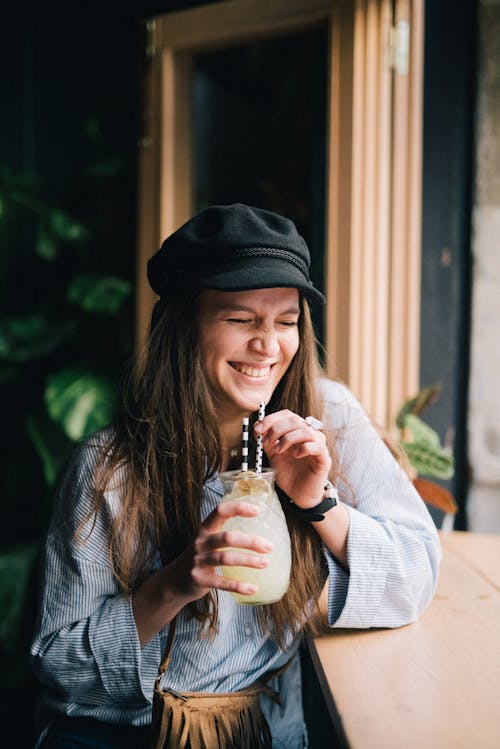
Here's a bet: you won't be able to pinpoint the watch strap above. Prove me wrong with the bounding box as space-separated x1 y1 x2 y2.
290 481 339 522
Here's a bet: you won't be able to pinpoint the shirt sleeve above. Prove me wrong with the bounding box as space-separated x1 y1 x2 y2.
318 380 442 629
30 436 162 707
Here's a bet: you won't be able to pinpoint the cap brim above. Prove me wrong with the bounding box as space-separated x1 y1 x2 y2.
198 257 325 305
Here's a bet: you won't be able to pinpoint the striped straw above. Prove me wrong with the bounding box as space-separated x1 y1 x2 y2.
255 402 265 473
241 417 249 472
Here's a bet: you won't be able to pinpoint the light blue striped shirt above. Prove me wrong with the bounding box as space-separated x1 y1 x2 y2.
31 379 441 747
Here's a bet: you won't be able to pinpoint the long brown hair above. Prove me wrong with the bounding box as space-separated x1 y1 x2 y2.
92 290 335 647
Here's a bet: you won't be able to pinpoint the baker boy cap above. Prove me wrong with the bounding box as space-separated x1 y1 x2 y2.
147 203 325 305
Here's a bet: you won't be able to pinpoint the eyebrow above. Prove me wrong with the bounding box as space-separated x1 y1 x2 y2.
217 304 301 315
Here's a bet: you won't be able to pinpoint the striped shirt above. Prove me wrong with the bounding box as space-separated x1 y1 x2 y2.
31 379 441 748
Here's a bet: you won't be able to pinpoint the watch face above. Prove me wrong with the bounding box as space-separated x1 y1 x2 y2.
324 481 339 504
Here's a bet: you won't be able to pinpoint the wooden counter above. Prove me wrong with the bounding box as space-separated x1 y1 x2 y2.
307 531 500 749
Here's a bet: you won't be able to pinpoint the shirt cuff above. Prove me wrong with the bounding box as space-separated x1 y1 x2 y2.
88 594 162 704
325 506 389 628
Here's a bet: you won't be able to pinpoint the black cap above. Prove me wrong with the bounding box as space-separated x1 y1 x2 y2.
147 203 325 305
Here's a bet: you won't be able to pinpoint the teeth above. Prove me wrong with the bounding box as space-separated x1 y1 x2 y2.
233 364 271 378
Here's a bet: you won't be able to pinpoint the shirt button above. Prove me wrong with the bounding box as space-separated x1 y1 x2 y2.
244 627 252 636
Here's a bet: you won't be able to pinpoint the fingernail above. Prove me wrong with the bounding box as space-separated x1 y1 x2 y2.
263 541 273 551
244 584 257 594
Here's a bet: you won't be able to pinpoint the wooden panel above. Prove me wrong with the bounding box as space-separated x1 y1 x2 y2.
136 28 162 345
156 0 332 51
359 0 392 425
325 0 355 382
372 0 393 424
387 0 424 423
332 0 393 426
136 46 192 341
348 0 367 399
159 49 192 243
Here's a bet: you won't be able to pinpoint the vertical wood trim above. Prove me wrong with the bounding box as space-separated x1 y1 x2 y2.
159 48 192 242
159 49 176 245
406 0 424 399
389 0 410 423
374 0 393 426
325 0 355 382
136 47 193 347
360 0 377 410
349 0 367 399
343 0 393 424
136 29 162 346
173 53 192 230
388 0 423 423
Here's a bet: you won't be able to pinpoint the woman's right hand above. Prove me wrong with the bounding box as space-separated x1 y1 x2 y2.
133 501 272 646
169 501 273 602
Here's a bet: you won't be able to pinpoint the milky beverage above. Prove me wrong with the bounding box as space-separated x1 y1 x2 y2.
220 469 291 604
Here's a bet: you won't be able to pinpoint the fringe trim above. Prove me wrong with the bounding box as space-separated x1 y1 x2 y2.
151 684 276 749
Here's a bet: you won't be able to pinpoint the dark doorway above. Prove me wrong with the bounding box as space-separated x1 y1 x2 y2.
191 25 328 342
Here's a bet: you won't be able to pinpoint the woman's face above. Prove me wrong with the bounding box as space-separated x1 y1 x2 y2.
198 287 300 419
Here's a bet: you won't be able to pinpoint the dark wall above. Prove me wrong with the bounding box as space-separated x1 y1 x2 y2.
0 3 208 746
420 0 477 528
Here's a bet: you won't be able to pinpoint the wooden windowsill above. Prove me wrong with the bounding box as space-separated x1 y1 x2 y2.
306 531 500 748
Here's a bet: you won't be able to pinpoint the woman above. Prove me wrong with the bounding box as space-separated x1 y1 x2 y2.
31 203 441 748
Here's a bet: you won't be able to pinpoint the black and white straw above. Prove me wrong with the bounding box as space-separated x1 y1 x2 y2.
241 417 249 472
255 402 265 473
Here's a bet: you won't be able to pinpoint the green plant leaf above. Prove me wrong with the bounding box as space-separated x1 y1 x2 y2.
402 413 441 449
36 224 59 260
396 384 442 428
402 441 454 480
45 368 116 440
0 543 39 653
67 275 132 314
49 209 88 241
26 408 72 487
0 315 75 363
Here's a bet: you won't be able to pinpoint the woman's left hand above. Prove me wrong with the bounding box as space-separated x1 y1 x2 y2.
254 410 331 509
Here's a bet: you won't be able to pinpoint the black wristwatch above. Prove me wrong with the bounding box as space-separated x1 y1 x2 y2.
290 481 339 522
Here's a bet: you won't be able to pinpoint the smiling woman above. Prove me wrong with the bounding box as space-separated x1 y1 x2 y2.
31 203 441 749
198 288 300 435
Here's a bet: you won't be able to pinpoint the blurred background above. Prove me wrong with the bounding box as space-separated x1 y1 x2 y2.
1 0 496 746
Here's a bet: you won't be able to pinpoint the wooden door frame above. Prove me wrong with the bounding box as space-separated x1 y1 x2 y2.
137 0 424 427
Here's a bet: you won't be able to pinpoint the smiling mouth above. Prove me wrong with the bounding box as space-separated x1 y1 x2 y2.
230 362 273 378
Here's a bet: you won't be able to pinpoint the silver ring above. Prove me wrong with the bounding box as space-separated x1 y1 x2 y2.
305 416 324 431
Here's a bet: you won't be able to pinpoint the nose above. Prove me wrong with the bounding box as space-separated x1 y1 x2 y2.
249 326 280 357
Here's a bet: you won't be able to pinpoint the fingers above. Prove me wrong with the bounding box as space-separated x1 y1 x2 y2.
254 410 327 459
196 527 272 555
272 427 326 456
191 534 270 598
201 500 260 534
194 547 270 570
190 502 272 597
191 565 258 597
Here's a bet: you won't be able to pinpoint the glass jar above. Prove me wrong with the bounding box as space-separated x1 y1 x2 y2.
219 469 291 605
